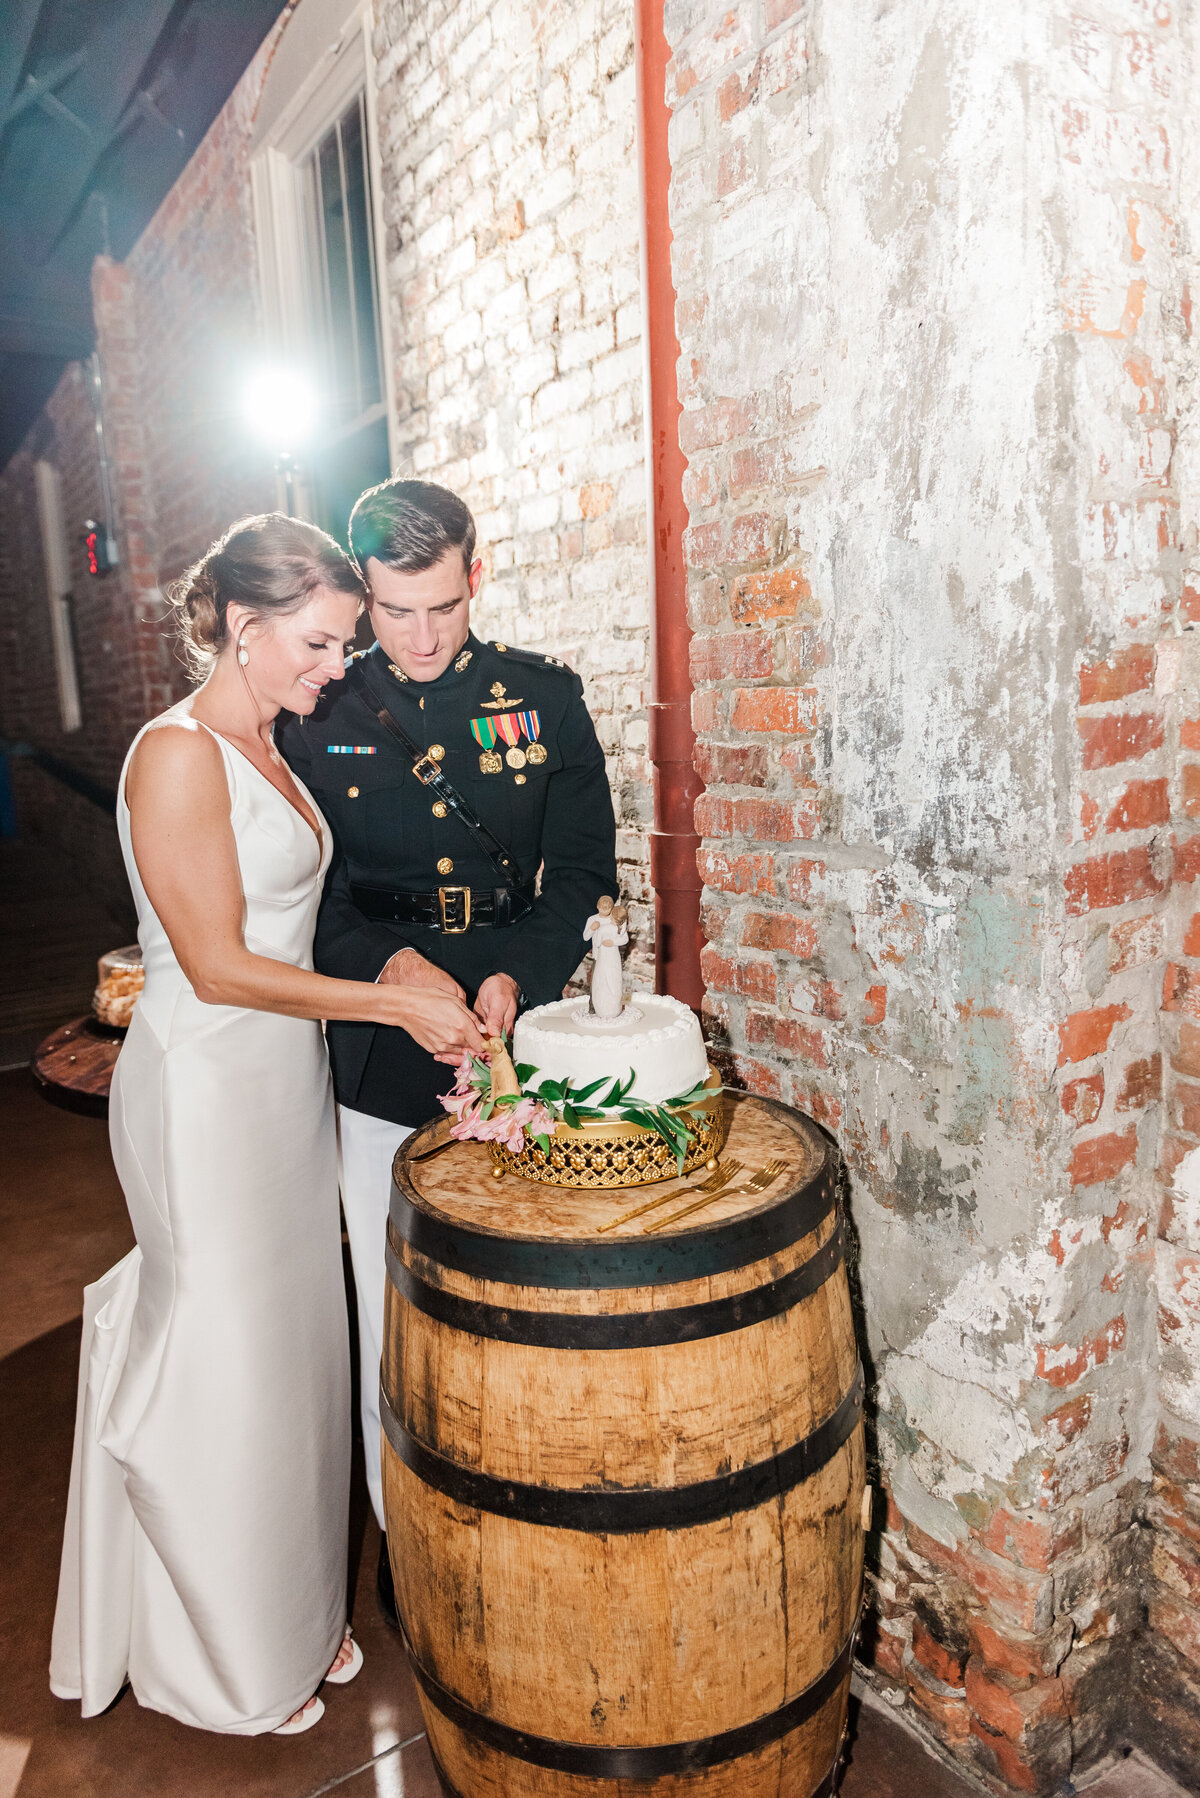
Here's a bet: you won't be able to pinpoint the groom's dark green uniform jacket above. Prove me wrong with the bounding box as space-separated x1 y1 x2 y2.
278 633 618 1127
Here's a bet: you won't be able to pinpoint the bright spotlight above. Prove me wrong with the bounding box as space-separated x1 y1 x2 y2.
242 366 317 452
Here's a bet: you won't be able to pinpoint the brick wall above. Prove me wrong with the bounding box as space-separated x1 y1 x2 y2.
372 0 651 963
667 0 1200 1790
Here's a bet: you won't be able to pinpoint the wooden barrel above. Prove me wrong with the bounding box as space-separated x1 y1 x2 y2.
383 1093 865 1797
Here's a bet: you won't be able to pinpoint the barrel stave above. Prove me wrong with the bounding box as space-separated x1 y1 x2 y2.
386 1431 862 1747
422 1665 849 1797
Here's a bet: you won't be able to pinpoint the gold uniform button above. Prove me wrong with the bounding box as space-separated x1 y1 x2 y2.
495 641 507 651
429 744 445 760
514 773 527 785
347 786 360 798
437 857 454 875
432 801 448 819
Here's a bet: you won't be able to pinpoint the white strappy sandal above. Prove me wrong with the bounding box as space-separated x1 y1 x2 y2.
272 1694 325 1736
323 1631 363 1686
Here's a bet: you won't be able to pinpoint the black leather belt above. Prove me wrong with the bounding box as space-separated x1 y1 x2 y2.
352 880 535 934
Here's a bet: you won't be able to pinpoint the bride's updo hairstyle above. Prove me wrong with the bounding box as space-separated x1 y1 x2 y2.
168 513 365 679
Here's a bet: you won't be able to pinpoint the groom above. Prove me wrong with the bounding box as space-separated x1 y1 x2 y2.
279 477 617 1621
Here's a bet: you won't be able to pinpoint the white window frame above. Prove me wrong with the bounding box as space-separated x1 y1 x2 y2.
33 459 83 734
249 0 396 512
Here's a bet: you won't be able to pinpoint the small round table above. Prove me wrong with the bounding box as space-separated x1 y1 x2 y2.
32 1016 122 1118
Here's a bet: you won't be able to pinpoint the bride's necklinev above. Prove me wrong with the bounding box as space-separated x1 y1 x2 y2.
188 704 323 850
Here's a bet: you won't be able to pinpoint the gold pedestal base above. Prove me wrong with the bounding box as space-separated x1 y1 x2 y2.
489 1083 727 1188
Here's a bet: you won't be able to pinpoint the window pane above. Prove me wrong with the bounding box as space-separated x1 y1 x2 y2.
304 94 383 428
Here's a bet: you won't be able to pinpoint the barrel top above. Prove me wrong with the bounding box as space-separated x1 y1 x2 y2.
396 1093 827 1244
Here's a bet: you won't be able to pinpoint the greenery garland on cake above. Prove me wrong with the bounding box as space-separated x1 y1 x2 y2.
442 1047 717 1171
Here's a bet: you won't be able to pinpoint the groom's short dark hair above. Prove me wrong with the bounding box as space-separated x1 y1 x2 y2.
349 478 476 578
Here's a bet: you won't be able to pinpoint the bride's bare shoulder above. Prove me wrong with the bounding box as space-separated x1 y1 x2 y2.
127 716 225 806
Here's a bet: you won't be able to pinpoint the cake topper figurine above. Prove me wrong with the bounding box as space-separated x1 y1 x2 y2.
486 1034 522 1102
583 894 629 1019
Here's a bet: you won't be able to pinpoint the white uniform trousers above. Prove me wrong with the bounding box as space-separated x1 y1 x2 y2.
336 1104 414 1530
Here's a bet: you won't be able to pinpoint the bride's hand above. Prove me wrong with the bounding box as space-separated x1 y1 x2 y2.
375 985 484 1061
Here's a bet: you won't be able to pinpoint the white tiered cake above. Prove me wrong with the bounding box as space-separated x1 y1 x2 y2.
513 992 709 1107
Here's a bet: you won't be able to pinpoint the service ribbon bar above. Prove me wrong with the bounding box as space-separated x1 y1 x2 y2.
326 745 378 754
470 717 499 749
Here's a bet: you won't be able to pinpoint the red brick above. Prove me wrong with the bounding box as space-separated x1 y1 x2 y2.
1172 1079 1200 1137
1064 845 1164 914
784 859 824 902
730 566 811 625
1185 764 1200 819
700 898 732 943
694 793 733 838
696 847 774 895
1061 1071 1104 1126
902 1524 1052 1633
965 1661 1068 1741
1110 912 1163 970
1082 792 1100 840
690 633 774 683
908 1675 971 1744
1184 913 1200 957
1069 1128 1138 1187
691 688 720 733
731 795 819 841
699 946 776 1003
1164 963 1200 1016
692 741 768 788
1077 711 1164 768
1116 1053 1161 1110
679 397 757 454
745 1008 828 1065
864 983 887 1025
730 686 817 733
966 1616 1063 1684
1172 1019 1200 1077
729 511 775 564
979 1508 1079 1574
1057 1002 1131 1065
1078 644 1155 705
911 1622 967 1688
1042 1393 1092 1448
683 520 725 568
729 1052 787 1100
968 1720 1040 1793
740 911 819 956
1105 776 1169 831
1177 835 1200 882
792 974 844 1021
1035 1313 1127 1385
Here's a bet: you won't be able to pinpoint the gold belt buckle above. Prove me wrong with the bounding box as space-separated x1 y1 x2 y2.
438 885 471 933
412 754 440 785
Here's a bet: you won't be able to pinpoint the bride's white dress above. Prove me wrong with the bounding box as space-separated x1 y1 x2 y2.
50 695 351 1734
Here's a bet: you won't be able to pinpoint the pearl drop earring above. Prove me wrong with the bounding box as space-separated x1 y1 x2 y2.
238 639 249 666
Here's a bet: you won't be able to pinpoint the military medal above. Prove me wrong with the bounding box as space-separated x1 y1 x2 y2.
470 715 505 773
521 710 547 764
472 706 543 772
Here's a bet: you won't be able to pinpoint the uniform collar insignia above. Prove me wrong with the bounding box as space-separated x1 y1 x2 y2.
386 661 409 683
481 679 523 709
454 649 473 673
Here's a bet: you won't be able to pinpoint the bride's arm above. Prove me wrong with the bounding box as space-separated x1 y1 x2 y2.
126 724 483 1057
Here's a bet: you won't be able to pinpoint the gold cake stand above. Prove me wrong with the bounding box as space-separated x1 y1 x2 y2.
489 1074 727 1188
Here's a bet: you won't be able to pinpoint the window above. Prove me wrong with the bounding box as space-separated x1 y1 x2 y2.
302 92 383 434
249 0 393 545
33 460 83 733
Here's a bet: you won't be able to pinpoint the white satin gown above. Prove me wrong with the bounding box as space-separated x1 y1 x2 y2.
50 696 351 1734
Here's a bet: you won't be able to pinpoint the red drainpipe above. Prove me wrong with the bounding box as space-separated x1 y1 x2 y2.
634 0 705 1011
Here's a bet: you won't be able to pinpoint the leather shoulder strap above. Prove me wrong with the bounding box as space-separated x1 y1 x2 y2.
348 661 524 887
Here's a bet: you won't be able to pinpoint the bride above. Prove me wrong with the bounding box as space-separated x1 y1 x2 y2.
49 513 483 1736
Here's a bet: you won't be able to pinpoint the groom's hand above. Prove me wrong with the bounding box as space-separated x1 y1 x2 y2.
379 946 465 1001
474 972 520 1040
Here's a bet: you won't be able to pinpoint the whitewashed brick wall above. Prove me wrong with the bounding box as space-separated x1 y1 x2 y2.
372 0 653 960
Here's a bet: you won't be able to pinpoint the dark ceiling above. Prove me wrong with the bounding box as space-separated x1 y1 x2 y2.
0 0 286 467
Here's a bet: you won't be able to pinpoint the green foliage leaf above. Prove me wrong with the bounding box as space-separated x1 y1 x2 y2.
514 1062 538 1084
533 1132 551 1154
562 1102 582 1130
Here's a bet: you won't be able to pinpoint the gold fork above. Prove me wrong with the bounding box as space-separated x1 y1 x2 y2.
642 1158 788 1234
595 1160 743 1234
